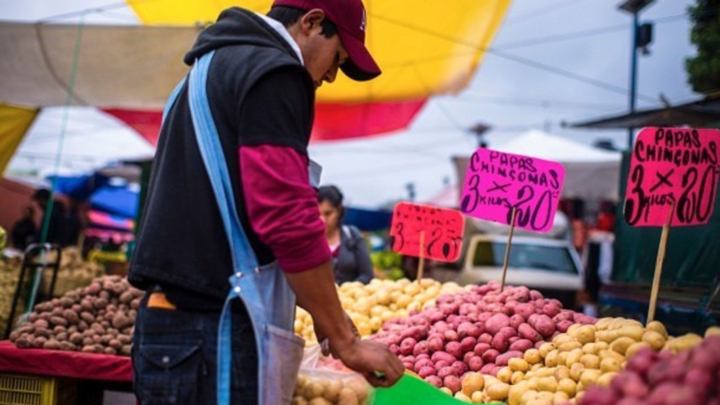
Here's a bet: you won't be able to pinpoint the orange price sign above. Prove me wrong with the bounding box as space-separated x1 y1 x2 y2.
389 202 464 262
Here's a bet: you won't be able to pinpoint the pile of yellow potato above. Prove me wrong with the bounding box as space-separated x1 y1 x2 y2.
295 279 464 343
292 372 370 405
438 372 488 403
43 248 105 297
661 325 720 353
0 256 22 337
456 317 670 405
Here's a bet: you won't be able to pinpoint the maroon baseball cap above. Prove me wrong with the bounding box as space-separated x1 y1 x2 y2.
271 0 381 81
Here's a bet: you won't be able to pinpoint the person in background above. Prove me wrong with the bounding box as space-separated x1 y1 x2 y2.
318 185 374 284
61 199 83 247
11 205 37 250
571 218 587 254
595 201 616 233
31 189 66 246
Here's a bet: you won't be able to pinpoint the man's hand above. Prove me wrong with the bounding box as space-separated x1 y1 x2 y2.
314 313 404 387
333 337 405 387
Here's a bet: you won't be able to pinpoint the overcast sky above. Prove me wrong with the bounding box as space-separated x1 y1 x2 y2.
2 0 700 208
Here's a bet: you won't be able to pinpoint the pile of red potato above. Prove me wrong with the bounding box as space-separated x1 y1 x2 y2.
371 281 596 393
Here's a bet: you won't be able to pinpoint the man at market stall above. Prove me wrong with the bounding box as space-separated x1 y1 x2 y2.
31 189 66 247
128 0 403 404
10 205 37 250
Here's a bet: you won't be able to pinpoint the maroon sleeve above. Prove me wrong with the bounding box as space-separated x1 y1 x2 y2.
239 144 331 273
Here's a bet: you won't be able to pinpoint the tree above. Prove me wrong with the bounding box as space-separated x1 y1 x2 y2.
685 0 720 95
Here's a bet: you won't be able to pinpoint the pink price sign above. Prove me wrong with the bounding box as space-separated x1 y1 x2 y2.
389 202 464 262
624 127 720 227
460 148 566 233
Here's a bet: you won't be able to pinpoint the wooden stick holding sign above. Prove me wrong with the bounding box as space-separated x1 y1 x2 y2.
418 231 425 280
647 200 674 323
500 208 517 292
389 203 465 280
623 127 720 325
460 148 566 289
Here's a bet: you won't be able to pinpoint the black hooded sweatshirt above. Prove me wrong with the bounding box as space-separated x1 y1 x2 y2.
129 8 315 309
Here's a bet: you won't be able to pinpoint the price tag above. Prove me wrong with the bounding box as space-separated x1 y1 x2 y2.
460 148 565 233
389 202 464 262
624 127 720 227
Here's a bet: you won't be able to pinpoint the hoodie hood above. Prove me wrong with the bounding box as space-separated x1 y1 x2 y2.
184 8 301 66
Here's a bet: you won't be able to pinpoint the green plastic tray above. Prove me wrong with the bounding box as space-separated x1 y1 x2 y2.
375 374 494 405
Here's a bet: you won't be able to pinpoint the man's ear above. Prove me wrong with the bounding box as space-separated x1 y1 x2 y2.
300 9 326 34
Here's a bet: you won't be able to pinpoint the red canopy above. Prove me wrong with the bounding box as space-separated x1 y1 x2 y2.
104 99 425 146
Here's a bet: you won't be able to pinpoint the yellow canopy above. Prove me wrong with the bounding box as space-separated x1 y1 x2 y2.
0 103 38 176
127 0 511 102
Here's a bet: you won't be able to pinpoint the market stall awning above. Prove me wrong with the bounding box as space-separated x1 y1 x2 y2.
569 94 720 129
311 99 427 141
104 98 426 144
127 0 512 102
0 1 511 105
0 103 39 176
0 22 198 108
0 2 510 147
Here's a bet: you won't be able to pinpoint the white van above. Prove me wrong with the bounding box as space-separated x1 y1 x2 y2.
433 234 584 307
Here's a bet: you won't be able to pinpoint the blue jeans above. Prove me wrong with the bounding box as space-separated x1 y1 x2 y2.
132 299 259 405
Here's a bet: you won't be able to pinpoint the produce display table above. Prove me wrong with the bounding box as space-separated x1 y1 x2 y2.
0 341 462 405
0 340 132 382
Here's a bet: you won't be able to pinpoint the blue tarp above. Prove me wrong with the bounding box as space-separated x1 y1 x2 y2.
345 207 392 232
49 174 110 201
51 173 389 231
90 187 139 219
49 174 137 220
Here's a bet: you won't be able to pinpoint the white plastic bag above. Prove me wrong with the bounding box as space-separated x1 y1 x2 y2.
292 344 375 405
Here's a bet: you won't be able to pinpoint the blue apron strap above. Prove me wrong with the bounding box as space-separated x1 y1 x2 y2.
186 51 261 405
187 51 257 272
162 77 187 124
216 295 235 405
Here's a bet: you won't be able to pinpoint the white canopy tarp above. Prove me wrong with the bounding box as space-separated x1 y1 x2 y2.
453 130 622 200
0 22 198 108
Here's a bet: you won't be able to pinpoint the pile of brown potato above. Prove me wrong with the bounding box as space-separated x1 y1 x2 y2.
9 275 144 356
